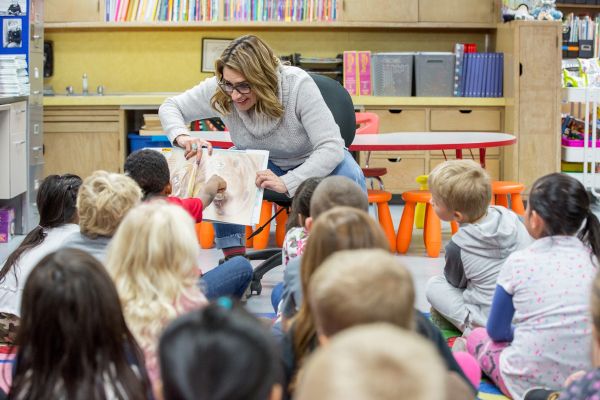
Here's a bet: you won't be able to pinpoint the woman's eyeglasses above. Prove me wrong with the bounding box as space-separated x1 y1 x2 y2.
218 81 252 95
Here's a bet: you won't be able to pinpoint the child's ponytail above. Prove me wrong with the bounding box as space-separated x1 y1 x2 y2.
580 208 600 264
529 174 598 262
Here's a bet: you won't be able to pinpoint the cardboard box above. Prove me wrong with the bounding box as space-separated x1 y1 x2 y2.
0 208 15 243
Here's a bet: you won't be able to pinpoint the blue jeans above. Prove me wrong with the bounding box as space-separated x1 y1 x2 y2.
271 281 285 312
213 150 366 248
199 256 253 300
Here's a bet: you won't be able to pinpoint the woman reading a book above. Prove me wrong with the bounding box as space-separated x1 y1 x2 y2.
159 34 365 258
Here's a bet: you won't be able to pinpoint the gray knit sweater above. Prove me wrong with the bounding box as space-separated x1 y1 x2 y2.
158 65 345 196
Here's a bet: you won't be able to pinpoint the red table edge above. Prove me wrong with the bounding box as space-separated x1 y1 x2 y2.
347 137 517 152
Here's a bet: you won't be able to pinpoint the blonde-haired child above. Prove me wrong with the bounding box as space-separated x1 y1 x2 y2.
309 248 478 399
62 170 142 263
106 201 207 394
295 324 446 400
309 249 415 336
426 160 532 332
467 173 598 399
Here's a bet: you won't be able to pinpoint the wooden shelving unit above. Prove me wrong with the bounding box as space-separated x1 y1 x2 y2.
557 3 600 9
44 21 497 31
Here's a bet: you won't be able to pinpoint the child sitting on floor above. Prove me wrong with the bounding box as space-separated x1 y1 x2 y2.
466 173 598 399
0 174 81 342
271 177 323 315
308 248 478 400
106 201 208 396
124 148 252 300
9 248 152 399
279 176 368 322
159 301 283 400
124 149 226 223
426 160 532 333
281 176 323 267
295 324 446 400
61 171 142 263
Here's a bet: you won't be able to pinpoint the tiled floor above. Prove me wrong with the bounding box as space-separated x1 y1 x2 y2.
198 204 453 315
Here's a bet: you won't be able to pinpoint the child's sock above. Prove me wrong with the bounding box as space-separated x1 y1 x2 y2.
223 246 246 259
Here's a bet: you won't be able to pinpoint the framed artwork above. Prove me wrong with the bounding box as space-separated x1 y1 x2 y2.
0 0 26 16
201 38 232 73
3 18 21 48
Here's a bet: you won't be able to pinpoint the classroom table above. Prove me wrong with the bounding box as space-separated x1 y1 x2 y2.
190 131 517 168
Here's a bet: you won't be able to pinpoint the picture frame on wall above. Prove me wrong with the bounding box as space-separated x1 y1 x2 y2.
3 18 21 48
0 0 26 16
201 38 232 73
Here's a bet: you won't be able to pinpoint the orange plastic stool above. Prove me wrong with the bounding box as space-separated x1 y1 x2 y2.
491 181 526 216
368 189 397 252
275 206 288 247
196 221 215 249
197 202 289 251
252 200 274 250
397 190 458 258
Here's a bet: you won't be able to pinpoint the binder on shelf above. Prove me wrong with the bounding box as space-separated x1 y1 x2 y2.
463 53 472 97
343 51 358 96
479 53 492 97
579 40 594 58
453 43 465 97
496 53 504 98
459 51 470 97
567 42 580 58
490 53 499 98
475 53 484 98
357 51 372 96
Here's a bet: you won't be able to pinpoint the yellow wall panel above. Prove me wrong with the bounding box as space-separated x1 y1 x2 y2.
45 29 488 93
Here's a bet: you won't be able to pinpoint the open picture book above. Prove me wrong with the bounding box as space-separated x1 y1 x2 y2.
160 147 269 226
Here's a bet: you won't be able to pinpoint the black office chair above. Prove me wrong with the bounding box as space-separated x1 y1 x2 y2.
248 73 356 295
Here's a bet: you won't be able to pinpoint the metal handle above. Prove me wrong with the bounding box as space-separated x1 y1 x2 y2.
32 146 42 151
32 34 40 40
13 140 25 145
32 90 40 95
17 108 26 113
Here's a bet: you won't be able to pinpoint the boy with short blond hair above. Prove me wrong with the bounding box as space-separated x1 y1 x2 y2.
308 249 478 399
295 324 446 400
309 249 415 337
426 160 532 332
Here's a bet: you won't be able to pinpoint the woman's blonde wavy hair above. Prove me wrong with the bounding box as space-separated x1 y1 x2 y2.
105 201 206 354
211 35 284 119
77 171 142 238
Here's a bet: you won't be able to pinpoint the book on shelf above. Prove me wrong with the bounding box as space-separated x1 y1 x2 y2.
458 52 503 98
343 51 357 96
358 51 371 96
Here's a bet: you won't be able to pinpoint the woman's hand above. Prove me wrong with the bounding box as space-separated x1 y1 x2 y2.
256 169 287 194
175 134 213 162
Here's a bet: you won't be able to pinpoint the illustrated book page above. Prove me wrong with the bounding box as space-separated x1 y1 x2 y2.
164 147 269 226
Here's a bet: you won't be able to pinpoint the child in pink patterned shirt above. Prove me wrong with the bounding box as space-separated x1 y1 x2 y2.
282 177 324 266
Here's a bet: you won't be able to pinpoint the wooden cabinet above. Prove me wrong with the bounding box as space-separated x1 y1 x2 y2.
419 0 498 24
0 102 28 199
44 0 102 23
341 0 417 23
43 107 124 178
430 108 502 132
496 21 562 192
